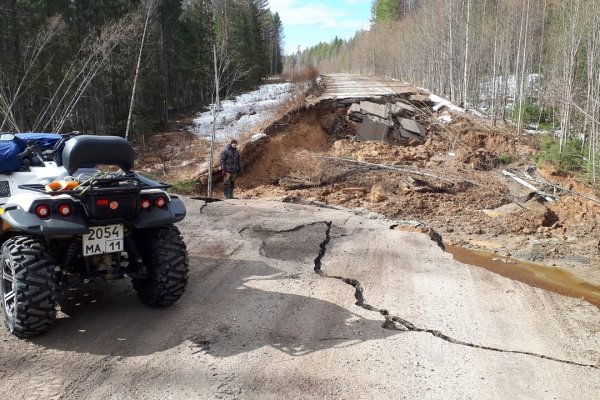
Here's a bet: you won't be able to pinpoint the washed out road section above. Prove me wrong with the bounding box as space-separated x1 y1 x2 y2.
0 198 598 399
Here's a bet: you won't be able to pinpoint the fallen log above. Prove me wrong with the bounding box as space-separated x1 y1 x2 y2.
280 166 375 190
320 156 457 183
321 156 529 210
502 170 556 202
519 171 600 206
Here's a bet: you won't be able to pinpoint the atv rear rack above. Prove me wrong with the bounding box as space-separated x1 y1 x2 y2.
19 175 170 196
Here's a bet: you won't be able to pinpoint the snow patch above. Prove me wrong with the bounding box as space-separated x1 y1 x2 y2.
468 109 486 118
477 73 543 103
437 114 453 124
251 133 267 142
429 94 464 113
187 83 295 142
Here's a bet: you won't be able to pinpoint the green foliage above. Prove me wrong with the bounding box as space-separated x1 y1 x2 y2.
170 178 198 195
510 102 558 130
288 37 346 68
498 152 516 165
535 135 585 172
371 0 400 23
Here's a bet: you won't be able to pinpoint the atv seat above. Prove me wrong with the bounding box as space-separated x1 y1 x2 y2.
62 135 134 175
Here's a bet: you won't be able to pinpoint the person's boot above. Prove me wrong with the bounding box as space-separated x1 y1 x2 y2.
223 187 232 199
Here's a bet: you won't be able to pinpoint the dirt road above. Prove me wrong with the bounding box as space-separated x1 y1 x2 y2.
318 73 404 99
0 198 598 399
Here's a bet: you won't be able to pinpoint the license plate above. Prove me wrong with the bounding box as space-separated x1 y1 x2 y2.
82 224 124 256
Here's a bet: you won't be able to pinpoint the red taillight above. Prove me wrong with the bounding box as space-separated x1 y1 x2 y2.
97 199 109 207
35 204 51 219
140 199 152 210
58 204 73 217
155 196 167 208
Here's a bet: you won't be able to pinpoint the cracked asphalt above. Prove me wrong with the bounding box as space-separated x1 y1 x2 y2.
0 198 599 399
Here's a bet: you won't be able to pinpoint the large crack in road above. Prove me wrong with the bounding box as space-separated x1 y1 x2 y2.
313 221 599 369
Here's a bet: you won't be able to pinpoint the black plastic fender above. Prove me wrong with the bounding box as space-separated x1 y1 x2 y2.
132 195 186 229
2 195 185 234
2 207 89 236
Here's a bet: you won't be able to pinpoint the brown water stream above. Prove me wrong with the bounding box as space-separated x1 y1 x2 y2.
446 246 600 309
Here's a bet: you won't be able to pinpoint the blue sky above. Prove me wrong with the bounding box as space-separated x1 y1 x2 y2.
268 0 372 55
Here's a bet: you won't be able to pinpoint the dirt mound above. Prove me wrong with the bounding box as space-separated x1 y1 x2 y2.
234 95 599 282
240 109 332 188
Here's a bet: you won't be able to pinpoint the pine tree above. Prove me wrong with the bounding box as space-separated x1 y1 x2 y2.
0 0 283 136
371 0 399 23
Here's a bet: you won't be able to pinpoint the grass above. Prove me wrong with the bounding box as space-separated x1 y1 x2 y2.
534 135 585 173
170 178 198 195
498 152 516 165
281 66 319 84
510 102 558 130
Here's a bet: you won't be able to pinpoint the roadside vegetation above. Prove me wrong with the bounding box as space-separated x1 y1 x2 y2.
170 178 199 195
0 0 285 142
535 136 587 173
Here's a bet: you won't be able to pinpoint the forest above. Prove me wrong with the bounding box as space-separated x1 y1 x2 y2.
0 0 284 141
289 0 600 183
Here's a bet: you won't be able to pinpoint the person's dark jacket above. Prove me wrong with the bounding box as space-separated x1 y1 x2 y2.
220 144 241 173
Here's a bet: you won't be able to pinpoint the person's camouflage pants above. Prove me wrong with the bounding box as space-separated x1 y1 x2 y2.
223 172 238 199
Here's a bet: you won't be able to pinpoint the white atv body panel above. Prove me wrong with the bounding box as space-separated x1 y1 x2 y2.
0 162 66 205
3 192 74 212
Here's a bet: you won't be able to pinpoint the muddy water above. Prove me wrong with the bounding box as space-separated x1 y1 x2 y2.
447 246 600 309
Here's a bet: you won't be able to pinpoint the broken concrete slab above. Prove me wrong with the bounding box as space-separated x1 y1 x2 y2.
348 113 364 123
398 118 427 137
347 103 362 115
368 115 394 126
393 128 423 142
390 101 416 116
357 117 390 141
359 101 389 119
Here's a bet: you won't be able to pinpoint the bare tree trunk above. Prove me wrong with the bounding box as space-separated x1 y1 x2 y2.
491 7 499 127
208 45 220 198
462 0 471 108
160 17 169 126
517 0 531 133
560 0 582 153
126 0 155 141
447 1 456 103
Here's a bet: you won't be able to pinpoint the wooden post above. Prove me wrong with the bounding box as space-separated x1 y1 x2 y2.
208 45 220 197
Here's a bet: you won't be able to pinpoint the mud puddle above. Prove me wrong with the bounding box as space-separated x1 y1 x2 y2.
447 246 600 309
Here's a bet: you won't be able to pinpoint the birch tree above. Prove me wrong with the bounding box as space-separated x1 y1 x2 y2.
126 0 157 141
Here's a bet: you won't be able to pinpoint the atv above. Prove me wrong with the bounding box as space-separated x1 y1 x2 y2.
0 132 189 338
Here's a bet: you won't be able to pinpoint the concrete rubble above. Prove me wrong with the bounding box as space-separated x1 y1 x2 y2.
345 92 436 143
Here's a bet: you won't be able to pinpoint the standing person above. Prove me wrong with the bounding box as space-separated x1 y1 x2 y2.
220 139 242 199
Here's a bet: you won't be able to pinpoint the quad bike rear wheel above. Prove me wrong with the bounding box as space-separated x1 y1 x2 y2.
0 236 57 338
132 225 189 307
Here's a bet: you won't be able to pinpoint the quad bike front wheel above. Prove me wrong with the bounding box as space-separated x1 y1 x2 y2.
132 225 189 307
0 236 57 338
